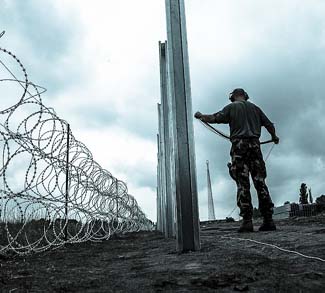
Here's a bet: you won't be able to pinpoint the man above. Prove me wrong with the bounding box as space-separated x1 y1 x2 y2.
194 88 279 232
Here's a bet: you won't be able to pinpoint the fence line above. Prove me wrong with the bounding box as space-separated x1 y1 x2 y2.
0 44 153 255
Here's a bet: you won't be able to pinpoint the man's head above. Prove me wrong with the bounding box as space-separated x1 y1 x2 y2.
229 88 249 102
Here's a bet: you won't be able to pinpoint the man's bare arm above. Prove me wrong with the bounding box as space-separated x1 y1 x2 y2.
201 114 217 123
194 111 217 123
194 111 227 124
265 124 280 144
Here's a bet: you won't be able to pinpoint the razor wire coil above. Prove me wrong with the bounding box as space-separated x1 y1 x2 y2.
0 43 153 256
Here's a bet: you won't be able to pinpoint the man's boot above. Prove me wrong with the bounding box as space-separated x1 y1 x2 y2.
259 216 276 231
238 218 254 233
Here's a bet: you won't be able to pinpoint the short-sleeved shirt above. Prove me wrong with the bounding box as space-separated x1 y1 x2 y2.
213 101 273 140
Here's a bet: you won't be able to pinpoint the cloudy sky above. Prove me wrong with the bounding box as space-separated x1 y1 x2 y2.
1 0 325 221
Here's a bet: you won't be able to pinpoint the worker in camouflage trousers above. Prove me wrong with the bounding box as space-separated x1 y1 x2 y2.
194 88 279 233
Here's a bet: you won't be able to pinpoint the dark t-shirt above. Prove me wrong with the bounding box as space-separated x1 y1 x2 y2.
213 101 273 139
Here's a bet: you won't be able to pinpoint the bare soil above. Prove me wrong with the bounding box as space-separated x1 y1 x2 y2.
1 215 325 292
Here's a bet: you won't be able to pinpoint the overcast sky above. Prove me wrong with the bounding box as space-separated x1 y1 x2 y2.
1 0 325 221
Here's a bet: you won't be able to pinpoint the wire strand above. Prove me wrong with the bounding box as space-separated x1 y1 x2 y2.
221 236 325 263
198 119 230 140
264 143 275 162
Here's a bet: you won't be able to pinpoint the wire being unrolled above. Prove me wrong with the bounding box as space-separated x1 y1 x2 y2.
197 119 275 145
221 236 325 263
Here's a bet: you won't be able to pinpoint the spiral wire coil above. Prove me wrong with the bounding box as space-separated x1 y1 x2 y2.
0 38 153 255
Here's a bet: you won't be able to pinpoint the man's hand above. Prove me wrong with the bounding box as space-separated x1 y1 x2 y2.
272 136 280 144
265 124 280 145
194 111 203 119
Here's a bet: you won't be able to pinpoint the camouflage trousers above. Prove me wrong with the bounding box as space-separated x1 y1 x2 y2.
228 138 274 219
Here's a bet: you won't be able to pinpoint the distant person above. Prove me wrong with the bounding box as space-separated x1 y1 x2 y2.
194 88 279 232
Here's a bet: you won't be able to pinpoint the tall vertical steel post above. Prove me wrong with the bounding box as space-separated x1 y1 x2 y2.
165 0 200 251
157 104 167 235
64 123 70 241
156 134 162 231
159 41 175 238
206 160 216 221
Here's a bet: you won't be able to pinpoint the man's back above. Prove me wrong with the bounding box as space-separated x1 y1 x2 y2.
215 101 273 140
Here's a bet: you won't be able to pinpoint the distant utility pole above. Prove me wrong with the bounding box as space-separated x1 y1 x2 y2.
206 161 216 221
164 0 200 252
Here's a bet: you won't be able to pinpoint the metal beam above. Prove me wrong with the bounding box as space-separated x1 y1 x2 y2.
165 0 200 251
156 137 162 231
157 104 167 235
206 160 216 221
159 41 175 238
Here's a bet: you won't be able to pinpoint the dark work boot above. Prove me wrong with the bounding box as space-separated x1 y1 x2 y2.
259 217 276 231
238 219 254 233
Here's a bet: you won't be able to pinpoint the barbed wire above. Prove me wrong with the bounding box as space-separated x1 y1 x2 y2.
0 42 153 255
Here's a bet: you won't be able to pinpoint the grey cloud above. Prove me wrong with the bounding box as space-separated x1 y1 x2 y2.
0 1 83 95
117 106 158 140
74 105 118 129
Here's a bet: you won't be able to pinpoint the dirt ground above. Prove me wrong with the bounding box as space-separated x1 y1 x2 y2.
1 215 325 293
